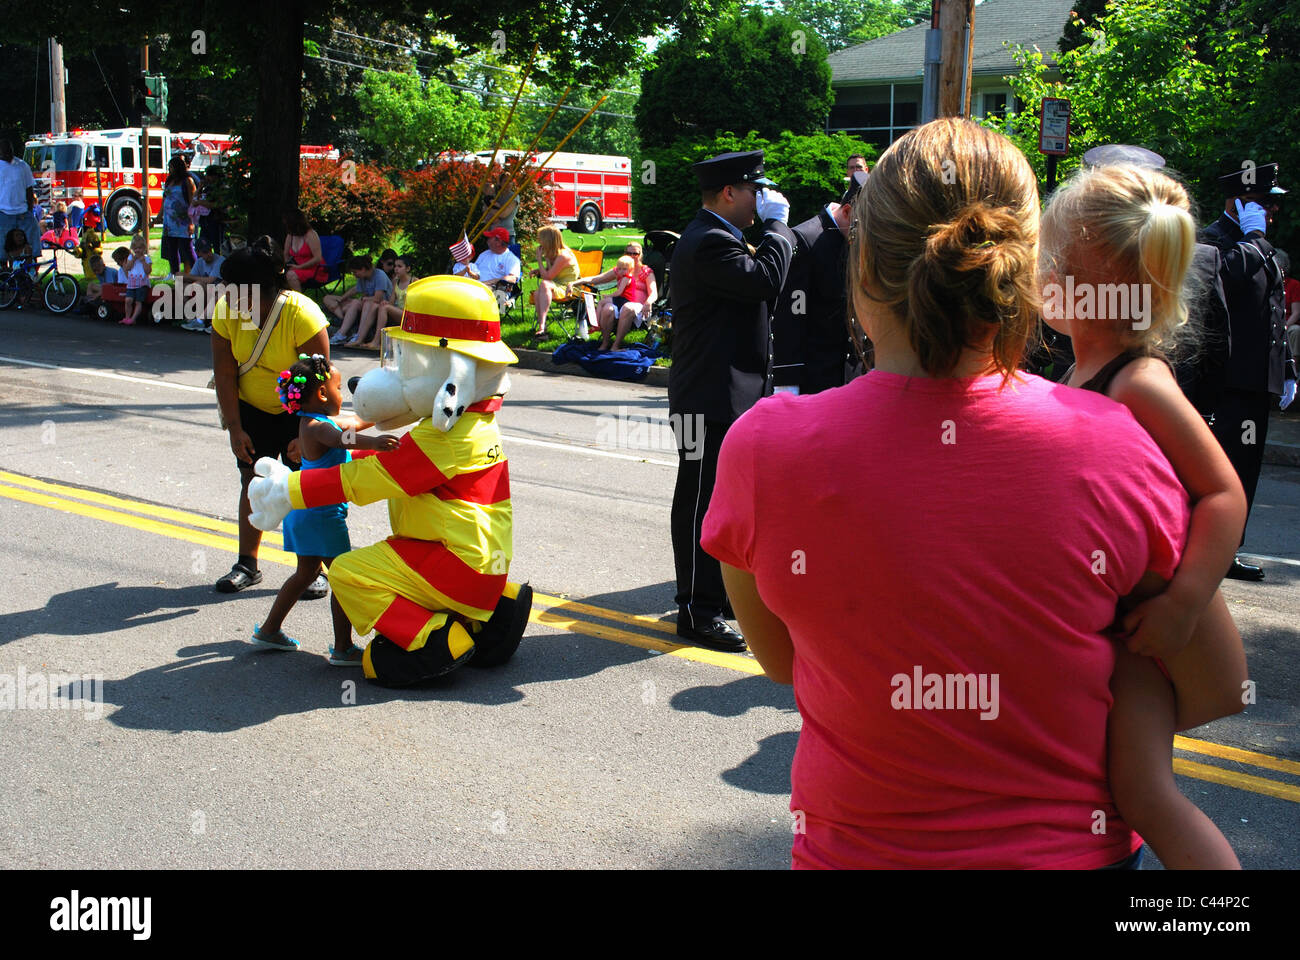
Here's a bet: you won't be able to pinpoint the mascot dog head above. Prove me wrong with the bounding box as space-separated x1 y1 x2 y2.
352 274 518 431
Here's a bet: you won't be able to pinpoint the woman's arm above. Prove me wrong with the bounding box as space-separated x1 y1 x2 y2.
211 331 253 462
720 563 793 683
1111 360 1247 658
643 273 658 307
573 267 617 288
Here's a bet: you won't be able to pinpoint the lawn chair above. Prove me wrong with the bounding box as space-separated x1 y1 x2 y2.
301 234 346 299
546 248 606 341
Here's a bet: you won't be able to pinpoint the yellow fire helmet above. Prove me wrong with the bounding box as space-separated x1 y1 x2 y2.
386 274 519 365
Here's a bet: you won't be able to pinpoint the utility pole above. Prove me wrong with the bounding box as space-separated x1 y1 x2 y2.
922 1 977 122
49 39 67 135
937 0 976 119
141 43 149 237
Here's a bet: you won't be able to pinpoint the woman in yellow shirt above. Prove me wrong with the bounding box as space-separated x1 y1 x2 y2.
211 236 331 594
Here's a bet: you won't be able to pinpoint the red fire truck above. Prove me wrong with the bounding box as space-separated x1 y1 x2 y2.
24 128 338 236
465 150 634 233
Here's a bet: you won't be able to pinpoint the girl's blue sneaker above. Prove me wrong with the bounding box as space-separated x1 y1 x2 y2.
328 644 365 667
249 624 300 651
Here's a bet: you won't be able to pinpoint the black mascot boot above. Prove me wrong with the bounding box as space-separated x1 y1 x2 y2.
362 618 476 687
467 582 533 669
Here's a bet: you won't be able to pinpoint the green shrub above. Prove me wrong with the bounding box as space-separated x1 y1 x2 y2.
633 131 876 232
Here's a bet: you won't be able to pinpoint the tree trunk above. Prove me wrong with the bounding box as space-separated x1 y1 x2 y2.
245 0 306 241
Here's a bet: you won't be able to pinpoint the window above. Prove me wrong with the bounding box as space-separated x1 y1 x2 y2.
91 145 110 169
120 147 135 168
22 143 84 174
828 83 923 145
982 92 1009 119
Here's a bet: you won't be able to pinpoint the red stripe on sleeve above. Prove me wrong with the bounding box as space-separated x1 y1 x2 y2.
436 461 510 505
298 466 346 507
377 434 449 496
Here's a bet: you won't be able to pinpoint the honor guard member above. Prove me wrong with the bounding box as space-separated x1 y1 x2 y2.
772 170 866 394
1201 161 1297 581
668 150 796 651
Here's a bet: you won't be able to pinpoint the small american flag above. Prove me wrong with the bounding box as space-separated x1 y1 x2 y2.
449 233 474 264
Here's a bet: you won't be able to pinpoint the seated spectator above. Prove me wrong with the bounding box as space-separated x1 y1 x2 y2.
4 228 33 265
376 248 397 281
570 240 656 351
325 254 392 347
51 201 68 232
374 253 413 338
455 228 520 312
106 246 130 282
179 238 228 333
84 255 108 304
282 208 327 292
529 225 578 341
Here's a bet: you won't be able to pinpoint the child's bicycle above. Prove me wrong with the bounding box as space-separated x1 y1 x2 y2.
0 242 80 313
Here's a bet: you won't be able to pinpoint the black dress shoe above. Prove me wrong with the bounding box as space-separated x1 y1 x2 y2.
1225 557 1265 582
677 619 746 652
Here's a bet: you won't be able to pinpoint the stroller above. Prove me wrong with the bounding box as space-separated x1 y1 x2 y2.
641 229 678 352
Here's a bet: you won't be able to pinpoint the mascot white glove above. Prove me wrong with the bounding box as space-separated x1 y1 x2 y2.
756 188 791 225
1235 199 1268 236
1281 379 1297 411
248 457 294 531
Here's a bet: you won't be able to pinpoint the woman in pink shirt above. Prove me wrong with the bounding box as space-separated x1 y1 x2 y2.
701 119 1237 869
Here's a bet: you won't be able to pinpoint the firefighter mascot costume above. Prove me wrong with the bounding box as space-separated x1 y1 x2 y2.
248 274 532 686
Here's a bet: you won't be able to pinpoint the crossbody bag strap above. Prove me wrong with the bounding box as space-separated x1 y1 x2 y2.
236 291 287 378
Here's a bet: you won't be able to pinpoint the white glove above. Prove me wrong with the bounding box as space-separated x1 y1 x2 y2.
248 457 293 531
1235 199 1267 236
1281 379 1297 411
755 187 790 225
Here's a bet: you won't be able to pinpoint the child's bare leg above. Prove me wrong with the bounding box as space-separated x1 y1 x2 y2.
1109 648 1240 869
330 593 359 653
260 556 323 637
1164 590 1248 731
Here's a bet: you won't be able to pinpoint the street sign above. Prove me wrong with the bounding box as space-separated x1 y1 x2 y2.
1039 97 1070 156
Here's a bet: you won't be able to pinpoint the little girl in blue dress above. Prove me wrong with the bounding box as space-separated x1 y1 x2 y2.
251 354 399 664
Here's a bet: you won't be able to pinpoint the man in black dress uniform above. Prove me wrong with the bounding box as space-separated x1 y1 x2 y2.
1201 161 1297 580
668 150 796 651
771 171 865 395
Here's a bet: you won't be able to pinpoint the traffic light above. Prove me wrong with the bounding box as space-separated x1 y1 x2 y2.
143 74 168 123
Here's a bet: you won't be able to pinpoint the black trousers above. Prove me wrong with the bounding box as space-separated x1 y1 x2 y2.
671 417 729 629
1210 387 1272 543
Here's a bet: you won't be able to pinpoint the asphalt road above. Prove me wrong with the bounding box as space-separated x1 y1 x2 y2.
0 307 1296 869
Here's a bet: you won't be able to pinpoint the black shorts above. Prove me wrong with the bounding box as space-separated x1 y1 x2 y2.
235 399 302 473
161 235 195 266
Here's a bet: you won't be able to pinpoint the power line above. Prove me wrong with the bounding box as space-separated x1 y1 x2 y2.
327 26 640 96
91 49 130 127
305 52 635 119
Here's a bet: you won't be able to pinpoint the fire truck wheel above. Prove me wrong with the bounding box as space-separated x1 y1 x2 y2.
577 204 603 234
107 197 144 237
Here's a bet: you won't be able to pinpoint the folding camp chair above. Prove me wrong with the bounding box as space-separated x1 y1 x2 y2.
301 234 346 300
546 248 606 341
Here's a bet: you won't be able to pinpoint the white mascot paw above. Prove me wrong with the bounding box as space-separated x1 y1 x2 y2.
248 457 293 531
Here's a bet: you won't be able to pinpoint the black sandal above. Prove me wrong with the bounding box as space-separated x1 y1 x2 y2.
216 562 263 593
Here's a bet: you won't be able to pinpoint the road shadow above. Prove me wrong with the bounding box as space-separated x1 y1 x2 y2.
99 620 661 733
557 581 679 621
0 581 273 646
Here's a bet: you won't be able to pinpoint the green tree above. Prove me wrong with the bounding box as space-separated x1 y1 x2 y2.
356 70 491 168
747 0 931 51
637 8 833 149
985 0 1264 215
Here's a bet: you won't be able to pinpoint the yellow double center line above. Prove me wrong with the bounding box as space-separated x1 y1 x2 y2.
2 468 1297 805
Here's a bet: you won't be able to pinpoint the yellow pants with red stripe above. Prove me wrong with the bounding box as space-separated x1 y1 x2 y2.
328 540 481 658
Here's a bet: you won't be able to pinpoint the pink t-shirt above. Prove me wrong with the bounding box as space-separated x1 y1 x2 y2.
621 264 652 304
701 370 1189 869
